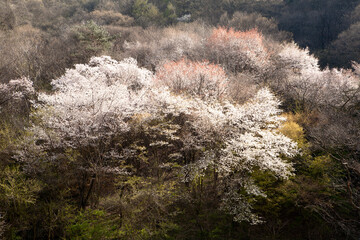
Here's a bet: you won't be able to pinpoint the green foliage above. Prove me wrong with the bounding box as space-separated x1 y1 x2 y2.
0 122 19 154
250 152 350 239
82 0 100 12
90 10 134 26
278 113 309 150
172 0 192 16
308 155 333 179
132 0 162 27
163 2 177 24
0 165 42 239
65 209 120 239
67 20 115 64
0 166 41 207
74 20 113 53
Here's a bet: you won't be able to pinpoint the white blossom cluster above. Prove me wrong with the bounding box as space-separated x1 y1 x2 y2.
0 77 34 104
278 43 360 109
27 56 297 223
0 77 34 114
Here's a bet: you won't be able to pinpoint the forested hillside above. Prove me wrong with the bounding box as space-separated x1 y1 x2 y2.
0 0 360 239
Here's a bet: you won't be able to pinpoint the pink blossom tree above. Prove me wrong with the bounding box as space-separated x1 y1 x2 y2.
155 58 228 100
206 27 270 73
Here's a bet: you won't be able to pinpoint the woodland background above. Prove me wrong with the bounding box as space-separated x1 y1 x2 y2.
0 0 360 239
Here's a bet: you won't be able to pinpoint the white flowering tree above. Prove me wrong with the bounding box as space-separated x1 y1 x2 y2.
0 77 35 117
277 42 360 110
21 56 298 221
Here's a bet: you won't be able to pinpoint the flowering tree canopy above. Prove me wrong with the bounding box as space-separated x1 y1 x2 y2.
206 27 270 73
278 43 360 109
21 56 297 223
0 77 34 116
155 58 228 100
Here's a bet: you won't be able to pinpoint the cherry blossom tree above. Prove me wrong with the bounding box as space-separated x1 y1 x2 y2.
277 42 360 110
206 27 270 73
21 56 297 221
155 58 228 100
0 77 35 119
183 88 298 223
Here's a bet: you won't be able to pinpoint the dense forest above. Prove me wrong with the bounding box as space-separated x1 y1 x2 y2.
0 0 360 239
